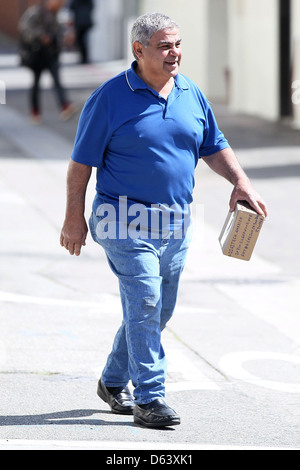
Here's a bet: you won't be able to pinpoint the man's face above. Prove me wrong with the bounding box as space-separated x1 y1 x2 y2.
136 28 182 81
45 0 64 13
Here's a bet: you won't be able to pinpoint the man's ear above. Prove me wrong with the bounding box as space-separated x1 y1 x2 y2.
132 41 144 60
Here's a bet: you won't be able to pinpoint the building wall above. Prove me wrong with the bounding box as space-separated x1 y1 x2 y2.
227 0 279 121
89 0 138 62
291 0 300 128
89 0 123 62
0 0 39 39
207 0 229 103
139 0 210 93
139 0 230 103
139 0 288 122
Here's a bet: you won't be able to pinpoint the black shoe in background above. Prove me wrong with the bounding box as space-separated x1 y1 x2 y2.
97 378 134 415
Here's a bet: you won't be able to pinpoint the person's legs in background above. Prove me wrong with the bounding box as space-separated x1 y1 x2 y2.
47 57 77 121
30 68 43 124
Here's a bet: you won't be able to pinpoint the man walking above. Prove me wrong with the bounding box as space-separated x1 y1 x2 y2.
60 13 267 428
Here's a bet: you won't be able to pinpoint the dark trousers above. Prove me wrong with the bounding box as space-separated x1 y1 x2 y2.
31 57 68 113
76 26 90 64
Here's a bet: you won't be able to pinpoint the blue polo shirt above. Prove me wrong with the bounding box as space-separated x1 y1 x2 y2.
71 61 230 234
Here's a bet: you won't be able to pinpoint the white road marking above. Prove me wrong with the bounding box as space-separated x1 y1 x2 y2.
0 290 221 391
166 349 220 391
216 279 300 347
0 290 215 315
0 290 120 311
166 381 219 392
5 289 299 393
219 351 300 393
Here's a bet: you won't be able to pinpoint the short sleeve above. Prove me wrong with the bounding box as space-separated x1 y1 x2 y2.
199 98 230 157
71 88 111 168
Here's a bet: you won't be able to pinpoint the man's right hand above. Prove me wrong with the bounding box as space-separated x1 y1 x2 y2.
60 160 92 256
60 216 88 256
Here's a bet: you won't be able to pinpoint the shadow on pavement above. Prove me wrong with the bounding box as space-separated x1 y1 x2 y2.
243 163 300 179
0 409 132 427
0 409 177 431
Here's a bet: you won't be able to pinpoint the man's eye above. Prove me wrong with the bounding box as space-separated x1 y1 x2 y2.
159 43 181 50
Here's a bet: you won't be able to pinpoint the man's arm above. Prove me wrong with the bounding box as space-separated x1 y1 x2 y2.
60 159 92 256
202 147 268 217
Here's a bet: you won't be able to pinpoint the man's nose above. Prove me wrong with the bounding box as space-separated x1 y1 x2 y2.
169 46 180 56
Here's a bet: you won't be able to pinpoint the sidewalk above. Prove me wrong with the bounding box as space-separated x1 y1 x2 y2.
0 52 127 91
0 58 300 450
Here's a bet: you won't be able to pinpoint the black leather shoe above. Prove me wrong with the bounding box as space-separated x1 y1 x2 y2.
133 398 181 428
97 378 134 415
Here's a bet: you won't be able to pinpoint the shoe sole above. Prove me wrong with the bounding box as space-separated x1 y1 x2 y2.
134 415 181 428
60 107 78 122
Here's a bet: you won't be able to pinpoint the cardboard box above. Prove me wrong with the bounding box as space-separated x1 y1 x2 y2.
219 201 265 261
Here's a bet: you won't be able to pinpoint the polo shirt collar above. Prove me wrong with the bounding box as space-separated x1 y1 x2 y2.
125 61 190 93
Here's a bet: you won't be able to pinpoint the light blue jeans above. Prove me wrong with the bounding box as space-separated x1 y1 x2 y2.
89 212 192 404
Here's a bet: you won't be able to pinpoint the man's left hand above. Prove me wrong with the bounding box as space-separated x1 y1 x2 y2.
230 178 268 217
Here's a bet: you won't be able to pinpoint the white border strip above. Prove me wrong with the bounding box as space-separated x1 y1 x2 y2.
0 440 296 451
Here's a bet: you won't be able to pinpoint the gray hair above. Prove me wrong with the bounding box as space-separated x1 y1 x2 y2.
131 12 179 60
